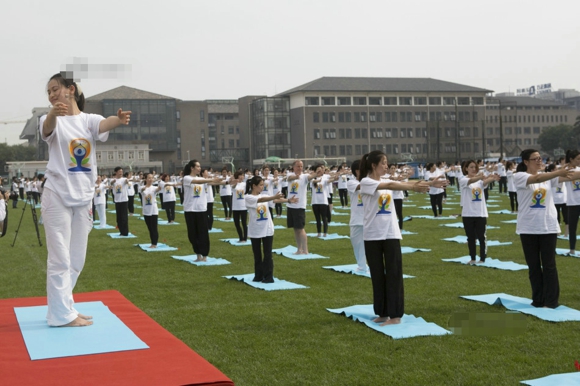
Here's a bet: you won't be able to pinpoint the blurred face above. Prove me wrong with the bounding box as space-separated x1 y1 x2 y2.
524 152 543 172
146 174 154 184
115 169 123 178
373 156 388 175
203 170 209 178
293 161 304 174
253 180 264 193
222 169 227 176
192 162 201 175
466 162 478 176
316 166 324 176
570 155 580 167
389 165 396 174
273 170 279 177
263 168 270 176
46 79 71 106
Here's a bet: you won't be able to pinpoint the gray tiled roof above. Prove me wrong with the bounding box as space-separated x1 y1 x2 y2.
86 86 176 101
277 77 493 95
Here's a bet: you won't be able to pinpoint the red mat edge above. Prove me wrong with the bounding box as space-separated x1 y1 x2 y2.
0 290 234 386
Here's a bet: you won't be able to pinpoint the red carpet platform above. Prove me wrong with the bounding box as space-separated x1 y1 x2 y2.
0 290 234 386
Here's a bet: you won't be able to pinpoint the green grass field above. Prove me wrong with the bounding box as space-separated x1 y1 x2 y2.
2 188 578 385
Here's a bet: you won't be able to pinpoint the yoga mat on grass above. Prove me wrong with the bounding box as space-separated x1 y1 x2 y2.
215 217 234 223
489 209 516 214
14 301 148 360
331 211 349 216
272 245 329 260
308 221 348 226
323 264 414 279
139 216 165 221
412 215 458 220
209 228 224 233
442 256 528 271
327 304 451 339
108 232 137 239
401 246 431 254
93 219 100 224
521 372 580 385
172 255 231 266
439 222 499 229
306 233 349 240
556 248 580 258
460 293 580 322
0 290 233 386
93 224 116 230
135 243 178 252
502 219 518 224
442 235 512 246
273 225 285 229
220 238 251 246
158 220 180 225
401 229 417 235
224 273 308 291
403 216 413 222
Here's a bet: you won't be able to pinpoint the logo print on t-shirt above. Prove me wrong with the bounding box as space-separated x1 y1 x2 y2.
96 189 101 197
471 187 483 202
145 194 153 205
236 189 244 199
256 205 268 221
315 185 323 194
115 185 122 194
556 186 563 193
530 188 546 208
165 186 171 193
193 185 202 198
376 193 391 214
290 182 299 194
68 138 91 172
573 181 580 191
357 194 363 207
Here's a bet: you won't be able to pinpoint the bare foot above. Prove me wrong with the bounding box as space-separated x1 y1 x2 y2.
476 260 485 264
61 316 93 327
149 245 157 248
202 256 207 262
467 260 476 265
194 254 203 262
299 251 309 255
380 317 401 326
373 316 388 323
317 233 321 237
292 249 303 255
78 313 93 320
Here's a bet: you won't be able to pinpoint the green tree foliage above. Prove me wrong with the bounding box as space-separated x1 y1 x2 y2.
0 143 37 175
537 124 574 153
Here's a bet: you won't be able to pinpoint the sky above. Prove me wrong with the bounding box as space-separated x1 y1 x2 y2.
0 0 578 145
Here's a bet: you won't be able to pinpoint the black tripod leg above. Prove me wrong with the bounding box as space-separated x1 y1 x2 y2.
11 198 28 247
30 202 43 247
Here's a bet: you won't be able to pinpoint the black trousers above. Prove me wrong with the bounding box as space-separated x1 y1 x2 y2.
509 192 518 212
312 204 329 234
184 211 210 256
206 202 214 230
462 217 487 261
275 202 282 216
429 193 443 217
251 236 274 282
233 210 248 241
338 188 348 207
144 214 159 245
164 201 176 222
364 239 404 319
555 203 568 225
499 176 508 193
128 195 135 214
520 233 559 308
115 201 129 236
178 189 183 205
221 195 232 218
568 205 580 250
394 198 403 230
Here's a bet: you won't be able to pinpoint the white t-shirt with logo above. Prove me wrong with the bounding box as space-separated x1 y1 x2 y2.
552 181 567 205
311 178 330 205
338 174 348 190
347 179 364 226
232 181 247 211
425 170 444 195
507 170 516 192
459 175 488 218
159 181 176 203
220 177 232 196
360 177 402 241
245 194 274 238
565 167 580 206
205 183 214 204
40 112 107 206
94 182 107 205
287 173 310 210
183 175 208 212
112 177 129 203
515 172 559 234
141 186 160 216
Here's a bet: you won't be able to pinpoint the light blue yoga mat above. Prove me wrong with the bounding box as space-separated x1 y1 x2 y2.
412 215 458 220
215 218 234 222
135 243 178 252
323 264 414 279
158 220 180 225
486 204 500 207
489 209 516 214
327 304 451 339
138 217 165 221
442 256 528 271
556 248 580 258
273 225 285 230
308 221 348 226
439 222 499 229
224 273 308 291
107 232 137 239
171 255 230 266
93 219 100 224
521 372 580 385
209 228 224 233
401 247 431 254
220 238 251 246
306 233 349 240
557 235 569 240
93 224 116 230
442 235 512 246
176 210 185 214
14 301 149 360
272 245 329 260
501 219 518 224
331 211 349 216
403 216 413 222
273 215 287 219
401 230 417 235
461 293 580 322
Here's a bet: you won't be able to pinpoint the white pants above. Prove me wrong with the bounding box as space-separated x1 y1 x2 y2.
350 225 367 270
95 203 106 227
42 188 93 326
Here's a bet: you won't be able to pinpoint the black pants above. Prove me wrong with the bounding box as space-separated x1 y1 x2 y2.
221 195 232 218
555 203 568 225
394 199 403 230
312 204 329 234
429 193 443 217
178 189 183 205
568 205 580 250
144 215 159 245
275 202 282 216
499 176 507 193
128 195 135 214
206 202 214 230
483 187 489 201
184 211 210 256
462 217 487 261
520 233 559 308
251 236 274 282
338 188 348 207
164 201 176 222
233 210 248 241
364 239 404 319
448 176 455 186
19 187 24 200
115 201 129 236
509 191 518 212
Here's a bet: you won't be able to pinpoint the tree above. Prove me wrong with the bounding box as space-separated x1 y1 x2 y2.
537 124 574 154
0 143 37 176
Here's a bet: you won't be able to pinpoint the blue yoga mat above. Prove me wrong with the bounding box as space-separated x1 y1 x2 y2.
93 219 100 224
135 243 178 252
401 230 417 235
273 215 288 219
273 225 285 230
107 232 137 239
158 220 180 225
93 224 116 230
439 222 499 229
442 256 528 271
306 233 349 240
138 217 165 221
557 235 569 240
401 246 431 254
220 238 251 246
442 235 512 246
330 211 349 216
272 245 329 260
14 301 149 360
521 372 580 385
176 210 185 214
209 228 224 233
461 293 580 322
171 255 230 266
308 221 348 226
403 216 413 222
412 215 458 220
323 264 414 279
215 218 234 222
489 209 516 214
556 248 580 258
224 273 308 291
327 304 451 339
501 219 518 224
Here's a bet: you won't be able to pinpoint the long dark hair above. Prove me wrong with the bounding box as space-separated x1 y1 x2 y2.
182 159 200 176
516 149 539 172
565 149 580 163
246 176 263 194
48 73 85 111
461 160 476 176
358 150 385 181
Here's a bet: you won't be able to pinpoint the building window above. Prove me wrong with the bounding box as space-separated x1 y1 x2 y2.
229 139 235 147
369 97 381 105
429 97 441 105
339 145 346 155
138 151 144 160
314 146 321 156
339 128 345 139
346 145 352 155
384 97 397 105
401 129 406 138
305 97 319 106
200 110 205 122
176 110 180 122
533 127 540 134
355 145 362 155
354 112 361 123
362 129 367 138
392 128 398 138
355 128 361 138
415 97 427 105
443 97 456 105
128 152 134 160
313 112 319 123
322 97 335 105
108 152 114 161
385 112 391 122
314 129 320 139
385 129 392 138
353 97 367 105
338 96 351 105
406 112 412 122
385 144 392 154
346 129 352 139
228 126 234 134
338 112 345 122
96 152 102 161
400 97 412 105
323 112 329 123
345 112 351 122
457 97 470 105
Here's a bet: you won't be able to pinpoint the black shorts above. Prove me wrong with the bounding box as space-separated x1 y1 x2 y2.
287 208 306 230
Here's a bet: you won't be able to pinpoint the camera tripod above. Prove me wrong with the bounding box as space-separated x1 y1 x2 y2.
11 196 43 247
